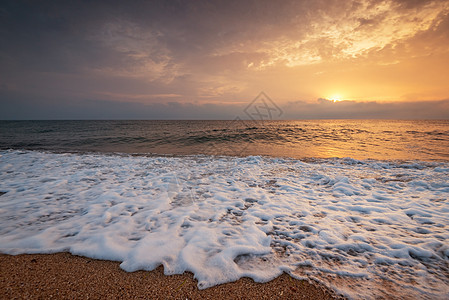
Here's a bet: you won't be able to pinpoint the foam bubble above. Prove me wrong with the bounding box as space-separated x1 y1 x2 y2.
0 150 448 299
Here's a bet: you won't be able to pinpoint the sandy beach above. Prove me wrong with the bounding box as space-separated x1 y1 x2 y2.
0 253 341 299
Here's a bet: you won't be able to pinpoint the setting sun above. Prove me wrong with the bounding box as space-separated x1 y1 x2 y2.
329 95 342 102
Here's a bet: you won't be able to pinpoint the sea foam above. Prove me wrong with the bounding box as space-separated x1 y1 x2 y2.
0 150 448 299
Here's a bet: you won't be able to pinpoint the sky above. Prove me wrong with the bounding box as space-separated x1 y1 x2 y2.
1 0 449 119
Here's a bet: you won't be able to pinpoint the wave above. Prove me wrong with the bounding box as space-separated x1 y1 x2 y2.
1 150 448 299
1 120 449 161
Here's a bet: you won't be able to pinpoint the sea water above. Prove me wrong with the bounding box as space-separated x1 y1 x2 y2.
0 120 448 299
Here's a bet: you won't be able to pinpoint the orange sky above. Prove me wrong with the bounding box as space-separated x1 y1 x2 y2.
195 0 449 103
1 0 449 119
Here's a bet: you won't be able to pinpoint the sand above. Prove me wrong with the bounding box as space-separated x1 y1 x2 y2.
0 253 342 299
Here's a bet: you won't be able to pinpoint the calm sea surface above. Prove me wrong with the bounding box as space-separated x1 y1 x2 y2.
1 120 448 161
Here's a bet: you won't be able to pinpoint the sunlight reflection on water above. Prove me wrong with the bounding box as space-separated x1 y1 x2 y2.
1 119 448 161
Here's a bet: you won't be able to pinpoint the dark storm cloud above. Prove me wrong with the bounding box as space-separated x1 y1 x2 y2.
0 0 311 105
0 1 297 70
1 1 105 73
4 0 404 75
1 0 446 70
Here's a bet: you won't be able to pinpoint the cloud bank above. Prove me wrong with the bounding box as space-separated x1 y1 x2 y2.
1 91 448 120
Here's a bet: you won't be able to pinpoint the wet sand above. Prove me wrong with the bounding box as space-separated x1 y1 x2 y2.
0 252 342 299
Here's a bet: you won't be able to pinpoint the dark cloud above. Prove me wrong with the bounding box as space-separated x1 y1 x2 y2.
2 87 448 120
0 90 241 120
283 99 449 119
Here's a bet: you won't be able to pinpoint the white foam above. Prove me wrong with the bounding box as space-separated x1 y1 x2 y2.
0 150 448 299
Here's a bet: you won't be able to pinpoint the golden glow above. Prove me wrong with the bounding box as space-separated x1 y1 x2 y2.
88 1 449 106
200 1 449 104
329 95 342 102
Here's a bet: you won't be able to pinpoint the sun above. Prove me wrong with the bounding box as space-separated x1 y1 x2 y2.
329 95 342 102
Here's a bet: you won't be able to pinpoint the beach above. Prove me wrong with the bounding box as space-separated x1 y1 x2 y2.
1 121 448 299
0 253 339 299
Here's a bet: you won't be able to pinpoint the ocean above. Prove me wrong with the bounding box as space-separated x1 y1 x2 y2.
1 120 449 160
1 120 448 299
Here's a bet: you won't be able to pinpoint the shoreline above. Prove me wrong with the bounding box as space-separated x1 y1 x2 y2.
3 148 449 169
0 252 341 299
